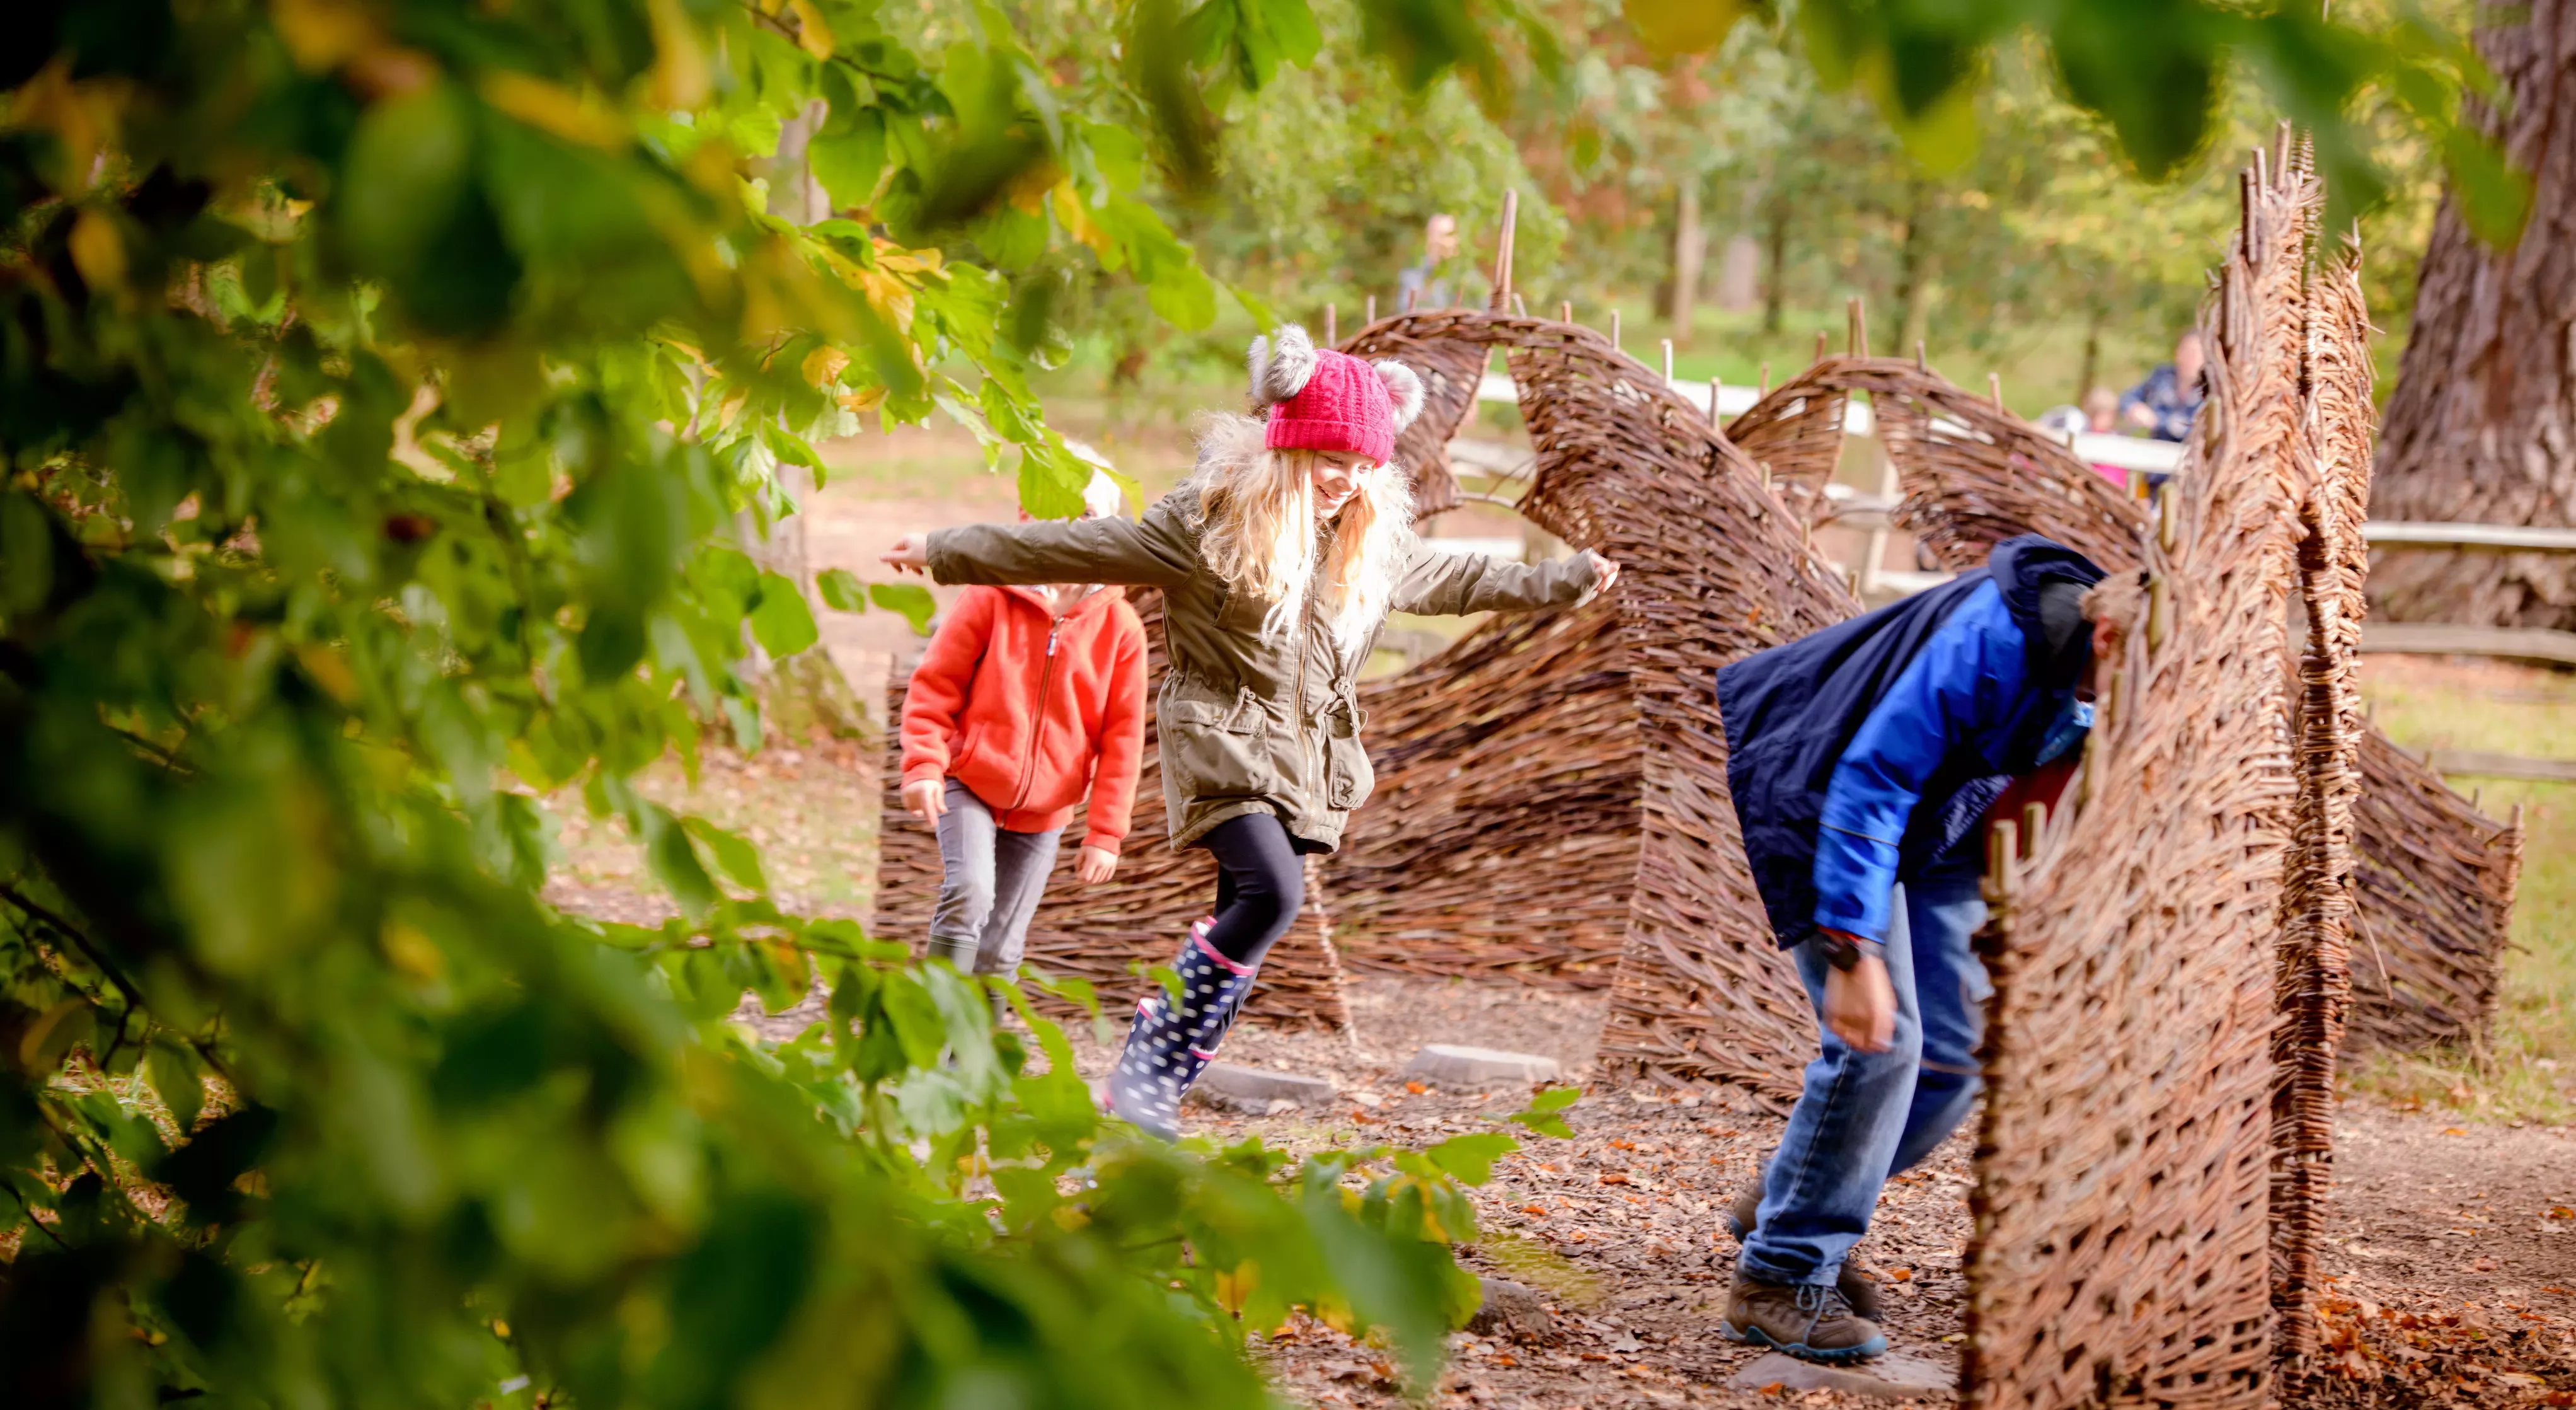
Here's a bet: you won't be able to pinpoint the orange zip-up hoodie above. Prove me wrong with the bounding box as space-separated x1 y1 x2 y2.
898 584 1148 853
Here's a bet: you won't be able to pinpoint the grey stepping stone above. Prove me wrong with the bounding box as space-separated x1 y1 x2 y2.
1729 1349 1955 1400
1465 1277 1558 1344
1405 1044 1561 1085
1195 1062 1335 1107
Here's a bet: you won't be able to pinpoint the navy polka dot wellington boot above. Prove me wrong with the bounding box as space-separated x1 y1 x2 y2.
1105 918 1258 1140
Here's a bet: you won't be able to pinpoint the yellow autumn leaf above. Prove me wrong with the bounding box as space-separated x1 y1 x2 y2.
1050 181 1112 255
11 59 114 185
838 385 887 414
69 211 127 295
1621 0 1744 55
788 0 836 58
480 71 628 148
801 345 850 388
1213 1262 1259 1314
647 0 710 110
873 240 943 275
270 0 382 71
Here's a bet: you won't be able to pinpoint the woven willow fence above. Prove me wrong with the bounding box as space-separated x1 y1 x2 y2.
1727 349 2517 1063
1958 147 2319 1407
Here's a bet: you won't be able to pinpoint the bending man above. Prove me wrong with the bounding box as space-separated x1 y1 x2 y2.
1714 535 2141 1363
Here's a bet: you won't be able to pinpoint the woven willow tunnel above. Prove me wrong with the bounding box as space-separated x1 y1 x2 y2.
1727 343 2518 1065
1326 310 1844 1103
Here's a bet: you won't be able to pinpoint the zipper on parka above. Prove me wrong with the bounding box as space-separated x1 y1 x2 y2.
1009 611 1066 814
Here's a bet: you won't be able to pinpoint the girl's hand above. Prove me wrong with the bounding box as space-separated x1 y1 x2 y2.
883 533 931 575
1590 555 1622 596
1075 845 1118 886
902 778 947 821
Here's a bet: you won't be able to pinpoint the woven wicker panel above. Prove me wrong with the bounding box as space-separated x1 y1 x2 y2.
1290 308 1849 1109
875 589 1353 1034
1327 594 1641 985
2269 229 2373 1358
2350 731 2521 1048
1960 150 2313 1410
1723 374 1851 521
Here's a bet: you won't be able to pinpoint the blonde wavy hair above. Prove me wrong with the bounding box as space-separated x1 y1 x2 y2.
1185 413 1414 654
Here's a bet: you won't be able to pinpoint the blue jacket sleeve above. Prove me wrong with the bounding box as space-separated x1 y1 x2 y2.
1810 586 2030 941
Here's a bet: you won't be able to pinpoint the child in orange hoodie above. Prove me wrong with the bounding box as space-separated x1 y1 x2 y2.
899 470 1147 979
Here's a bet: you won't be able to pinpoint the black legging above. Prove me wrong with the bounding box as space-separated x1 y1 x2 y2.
1199 812 1308 968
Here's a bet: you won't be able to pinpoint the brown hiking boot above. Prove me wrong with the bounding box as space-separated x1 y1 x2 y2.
1719 1271 1887 1363
1726 1180 1887 1322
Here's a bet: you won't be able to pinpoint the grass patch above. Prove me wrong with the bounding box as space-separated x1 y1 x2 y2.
1471 1229 1607 1310
2349 659 2576 1124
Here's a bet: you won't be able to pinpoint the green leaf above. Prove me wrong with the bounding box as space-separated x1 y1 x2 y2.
1508 1085 1580 1139
867 582 936 635
1423 1132 1515 1186
644 807 721 917
147 1039 205 1135
682 817 769 894
750 571 820 657
815 568 868 613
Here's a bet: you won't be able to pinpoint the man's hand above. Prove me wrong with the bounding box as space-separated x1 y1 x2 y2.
1819 931 1897 1054
902 778 947 821
883 533 931 575
1075 845 1117 886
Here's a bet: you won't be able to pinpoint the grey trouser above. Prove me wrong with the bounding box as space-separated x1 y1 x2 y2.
926 779 1064 976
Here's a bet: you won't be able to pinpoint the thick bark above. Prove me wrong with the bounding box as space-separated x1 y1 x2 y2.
1891 177 1931 354
1670 181 1703 345
1761 201 1788 335
2371 0 2576 625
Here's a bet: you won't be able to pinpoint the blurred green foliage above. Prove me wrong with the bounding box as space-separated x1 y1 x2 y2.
0 0 1546 1404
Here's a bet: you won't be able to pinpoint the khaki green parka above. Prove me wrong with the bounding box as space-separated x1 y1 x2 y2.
925 487 1603 853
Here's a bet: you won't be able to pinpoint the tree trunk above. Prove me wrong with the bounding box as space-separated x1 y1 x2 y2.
1671 180 1704 347
2371 0 2576 626
1891 177 1930 354
1761 200 1788 336
2076 305 2102 405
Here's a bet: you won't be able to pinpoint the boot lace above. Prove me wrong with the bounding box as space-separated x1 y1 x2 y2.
1795 1283 1856 1322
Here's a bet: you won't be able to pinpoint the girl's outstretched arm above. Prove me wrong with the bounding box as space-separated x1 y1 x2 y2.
883 499 1198 588
1389 544 1619 616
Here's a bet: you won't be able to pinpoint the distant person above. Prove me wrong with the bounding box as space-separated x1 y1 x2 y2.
2037 389 2131 487
899 468 1146 990
2119 331 2205 442
1711 537 2141 1364
1396 213 1462 311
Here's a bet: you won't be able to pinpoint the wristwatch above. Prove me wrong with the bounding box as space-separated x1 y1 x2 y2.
1819 933 1883 971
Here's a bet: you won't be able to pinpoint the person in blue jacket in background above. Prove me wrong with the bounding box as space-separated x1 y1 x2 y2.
1710 535 2144 1364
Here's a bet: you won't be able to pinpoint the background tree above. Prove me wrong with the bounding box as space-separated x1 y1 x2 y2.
2369 0 2575 627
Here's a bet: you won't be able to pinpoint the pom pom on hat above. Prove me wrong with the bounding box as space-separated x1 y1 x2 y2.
1374 360 1425 432
1247 325 1318 410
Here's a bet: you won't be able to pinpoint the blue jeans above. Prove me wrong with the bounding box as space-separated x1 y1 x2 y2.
1738 858 1992 1287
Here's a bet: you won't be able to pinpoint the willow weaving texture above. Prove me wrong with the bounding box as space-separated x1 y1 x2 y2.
1958 147 2314 1410
1328 308 1854 1109
875 589 1355 1034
